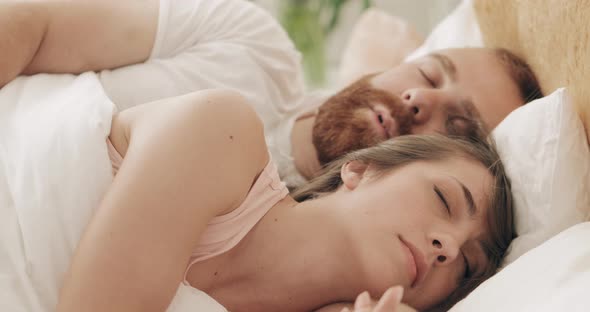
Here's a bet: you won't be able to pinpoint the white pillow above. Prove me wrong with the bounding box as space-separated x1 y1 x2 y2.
404 0 483 61
337 0 482 85
337 8 424 86
492 87 590 264
448 90 590 311
450 222 590 312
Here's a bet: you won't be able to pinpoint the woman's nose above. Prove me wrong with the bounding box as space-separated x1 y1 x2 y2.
430 234 460 265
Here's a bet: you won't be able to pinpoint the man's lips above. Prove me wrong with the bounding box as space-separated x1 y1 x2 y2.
367 110 388 139
400 236 427 288
371 107 399 139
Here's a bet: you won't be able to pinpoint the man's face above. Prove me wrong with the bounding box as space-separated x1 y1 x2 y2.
313 48 523 164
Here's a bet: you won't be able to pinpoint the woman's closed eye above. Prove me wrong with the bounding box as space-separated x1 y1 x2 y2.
433 185 450 215
434 185 474 279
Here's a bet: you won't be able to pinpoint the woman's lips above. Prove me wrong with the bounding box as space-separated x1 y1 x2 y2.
400 238 418 286
399 236 427 288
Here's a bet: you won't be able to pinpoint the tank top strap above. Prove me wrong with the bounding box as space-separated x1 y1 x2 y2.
182 160 288 282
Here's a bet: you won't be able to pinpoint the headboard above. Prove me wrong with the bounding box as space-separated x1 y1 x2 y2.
473 0 590 143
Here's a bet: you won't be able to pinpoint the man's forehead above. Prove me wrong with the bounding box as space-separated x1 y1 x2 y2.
421 52 458 81
430 49 517 130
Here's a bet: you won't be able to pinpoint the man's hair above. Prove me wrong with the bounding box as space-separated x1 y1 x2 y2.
494 48 543 103
292 134 516 310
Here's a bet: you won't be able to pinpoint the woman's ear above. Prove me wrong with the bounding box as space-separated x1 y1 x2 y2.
341 160 369 190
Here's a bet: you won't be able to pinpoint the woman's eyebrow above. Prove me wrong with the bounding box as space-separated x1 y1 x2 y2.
428 53 457 82
448 177 493 277
451 176 477 218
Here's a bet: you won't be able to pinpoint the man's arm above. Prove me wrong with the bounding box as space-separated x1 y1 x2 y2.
0 0 158 87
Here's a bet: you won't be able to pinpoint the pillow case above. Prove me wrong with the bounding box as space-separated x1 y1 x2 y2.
450 222 590 312
448 88 590 310
338 8 424 86
337 0 483 86
404 0 483 61
491 88 590 264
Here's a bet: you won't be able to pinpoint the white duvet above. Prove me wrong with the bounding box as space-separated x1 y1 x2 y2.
0 73 225 312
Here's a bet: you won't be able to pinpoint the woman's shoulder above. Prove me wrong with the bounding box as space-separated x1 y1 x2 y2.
111 89 270 215
115 89 268 160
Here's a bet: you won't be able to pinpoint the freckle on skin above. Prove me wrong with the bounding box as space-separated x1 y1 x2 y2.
274 218 278 222
214 271 218 276
229 135 234 140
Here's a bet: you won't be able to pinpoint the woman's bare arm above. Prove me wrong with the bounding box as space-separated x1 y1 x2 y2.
57 90 269 312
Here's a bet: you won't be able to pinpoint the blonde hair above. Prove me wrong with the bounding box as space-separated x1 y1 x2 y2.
292 135 515 309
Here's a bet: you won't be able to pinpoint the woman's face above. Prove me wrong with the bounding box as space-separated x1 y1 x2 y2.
336 156 493 310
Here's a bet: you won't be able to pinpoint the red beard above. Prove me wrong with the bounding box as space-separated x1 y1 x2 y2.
313 75 413 164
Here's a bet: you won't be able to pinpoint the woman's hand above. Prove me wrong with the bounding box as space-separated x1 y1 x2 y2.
342 286 417 312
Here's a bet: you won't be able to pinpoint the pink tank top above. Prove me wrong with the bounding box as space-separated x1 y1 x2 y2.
106 139 289 279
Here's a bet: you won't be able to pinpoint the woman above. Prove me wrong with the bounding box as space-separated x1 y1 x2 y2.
56 89 514 312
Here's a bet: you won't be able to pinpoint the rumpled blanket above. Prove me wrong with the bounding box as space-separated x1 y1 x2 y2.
0 73 226 312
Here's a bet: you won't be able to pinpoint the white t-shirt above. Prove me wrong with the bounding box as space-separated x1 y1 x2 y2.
97 0 310 185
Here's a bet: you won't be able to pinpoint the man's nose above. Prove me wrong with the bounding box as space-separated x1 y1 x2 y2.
401 88 445 125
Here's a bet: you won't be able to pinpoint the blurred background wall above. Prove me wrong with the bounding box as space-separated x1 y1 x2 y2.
251 0 461 89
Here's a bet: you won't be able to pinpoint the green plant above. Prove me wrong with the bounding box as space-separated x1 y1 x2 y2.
280 0 372 87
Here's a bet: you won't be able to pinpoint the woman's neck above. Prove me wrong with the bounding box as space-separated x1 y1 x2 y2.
207 195 368 312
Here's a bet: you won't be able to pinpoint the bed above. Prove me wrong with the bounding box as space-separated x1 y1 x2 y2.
1 0 590 311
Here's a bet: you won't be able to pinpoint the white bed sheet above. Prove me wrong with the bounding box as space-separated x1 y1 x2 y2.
451 222 590 311
0 72 115 311
0 73 226 312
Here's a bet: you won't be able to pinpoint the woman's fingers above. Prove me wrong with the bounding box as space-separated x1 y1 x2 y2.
345 286 410 312
346 290 375 312
373 286 404 311
349 286 405 312
354 291 372 310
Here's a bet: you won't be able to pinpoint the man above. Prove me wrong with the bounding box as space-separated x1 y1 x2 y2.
286 47 542 185
0 0 541 187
